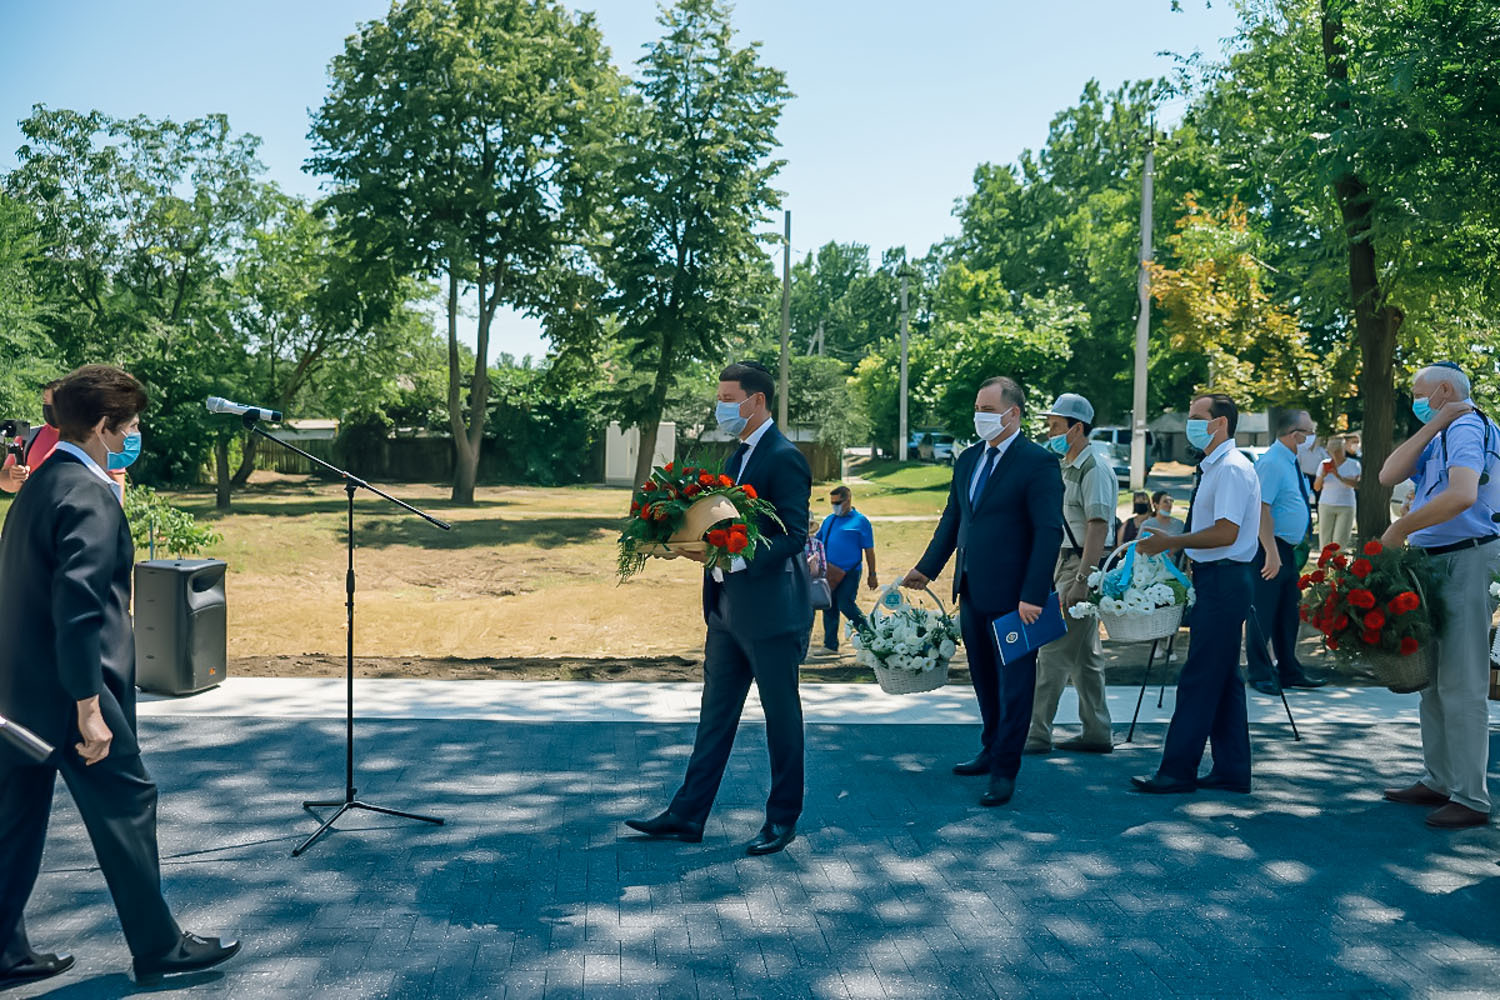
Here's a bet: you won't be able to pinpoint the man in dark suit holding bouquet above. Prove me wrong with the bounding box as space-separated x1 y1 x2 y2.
901 376 1064 808
0 366 240 989
627 361 812 856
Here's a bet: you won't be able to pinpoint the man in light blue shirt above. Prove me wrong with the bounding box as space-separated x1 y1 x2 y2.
1245 410 1326 694
1378 363 1500 829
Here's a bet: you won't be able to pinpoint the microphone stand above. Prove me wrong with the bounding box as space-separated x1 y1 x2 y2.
235 412 452 856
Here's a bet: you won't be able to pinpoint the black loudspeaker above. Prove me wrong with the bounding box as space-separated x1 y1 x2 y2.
134 559 228 695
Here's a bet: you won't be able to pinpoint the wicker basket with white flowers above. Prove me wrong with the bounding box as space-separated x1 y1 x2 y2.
1068 542 1195 643
850 586 961 695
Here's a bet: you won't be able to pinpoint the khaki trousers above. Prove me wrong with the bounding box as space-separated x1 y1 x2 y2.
1029 551 1111 746
1318 505 1355 553
1418 542 1500 812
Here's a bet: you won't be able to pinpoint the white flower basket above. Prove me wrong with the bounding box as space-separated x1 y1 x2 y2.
1092 543 1190 644
856 585 958 696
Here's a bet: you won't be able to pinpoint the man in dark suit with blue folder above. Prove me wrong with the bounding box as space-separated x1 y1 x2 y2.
902 376 1064 807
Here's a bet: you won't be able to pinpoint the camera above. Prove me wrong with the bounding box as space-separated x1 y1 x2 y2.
0 419 30 464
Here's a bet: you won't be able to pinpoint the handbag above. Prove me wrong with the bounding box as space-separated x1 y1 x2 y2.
810 577 833 610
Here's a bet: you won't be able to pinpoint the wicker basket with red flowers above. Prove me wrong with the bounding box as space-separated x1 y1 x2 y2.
616 461 783 580
1297 539 1444 693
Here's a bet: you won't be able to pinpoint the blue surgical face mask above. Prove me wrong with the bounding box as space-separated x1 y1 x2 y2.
715 398 749 436
1047 433 1070 456
107 431 141 471
1185 419 1215 451
1411 396 1433 424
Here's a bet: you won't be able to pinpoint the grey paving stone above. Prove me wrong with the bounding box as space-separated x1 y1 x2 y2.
4 718 1498 999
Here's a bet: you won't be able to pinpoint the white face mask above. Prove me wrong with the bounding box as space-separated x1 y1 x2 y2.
973 407 1013 444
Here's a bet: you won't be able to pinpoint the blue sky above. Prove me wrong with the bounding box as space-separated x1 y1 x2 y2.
1 1 1240 360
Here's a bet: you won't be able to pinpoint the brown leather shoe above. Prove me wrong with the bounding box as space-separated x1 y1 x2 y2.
1426 803 1490 829
1383 782 1449 806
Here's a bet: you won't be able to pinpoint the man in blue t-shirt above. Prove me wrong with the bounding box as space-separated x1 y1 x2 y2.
1378 363 1500 830
809 485 878 657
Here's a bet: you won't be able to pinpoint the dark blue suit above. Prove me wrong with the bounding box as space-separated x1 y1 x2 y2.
671 423 812 826
917 435 1063 781
0 451 182 964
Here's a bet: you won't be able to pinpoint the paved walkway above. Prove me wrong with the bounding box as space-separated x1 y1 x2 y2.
12 682 1500 999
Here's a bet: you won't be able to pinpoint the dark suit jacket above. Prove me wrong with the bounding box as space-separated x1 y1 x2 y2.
916 435 1064 617
0 450 140 759
701 423 812 639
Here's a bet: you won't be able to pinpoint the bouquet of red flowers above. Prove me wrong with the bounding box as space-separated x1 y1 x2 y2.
1297 539 1443 692
616 461 783 580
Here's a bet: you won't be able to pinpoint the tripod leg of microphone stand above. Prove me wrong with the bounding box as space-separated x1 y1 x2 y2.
348 801 444 826
292 802 354 857
1127 638 1159 744
1279 687 1301 741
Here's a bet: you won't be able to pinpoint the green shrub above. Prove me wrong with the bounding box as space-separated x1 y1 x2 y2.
125 485 222 558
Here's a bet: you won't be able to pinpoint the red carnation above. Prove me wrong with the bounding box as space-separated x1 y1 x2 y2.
1363 540 1383 556
741 484 758 500
642 482 656 493
1333 614 1350 631
1317 552 1332 569
706 529 729 547
1299 606 1310 622
726 531 750 554
1400 637 1419 656
664 462 674 472
1361 629 1381 645
1326 638 1339 651
1298 575 1312 590
1364 610 1386 630
684 484 700 498
1333 555 1349 570
718 475 733 488
1323 542 1342 554
1351 558 1372 578
1348 589 1376 609
653 506 670 522
1395 591 1420 613
1311 570 1326 584
699 473 714 486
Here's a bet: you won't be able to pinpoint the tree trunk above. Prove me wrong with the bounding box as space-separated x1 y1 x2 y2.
444 266 477 505
214 438 231 511
231 433 258 486
632 344 678 486
1322 3 1397 541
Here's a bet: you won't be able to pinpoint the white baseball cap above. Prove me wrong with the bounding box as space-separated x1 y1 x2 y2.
1042 393 1095 424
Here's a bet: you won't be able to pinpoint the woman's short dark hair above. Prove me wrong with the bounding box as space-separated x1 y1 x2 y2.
53 365 148 441
720 361 775 410
1151 490 1170 505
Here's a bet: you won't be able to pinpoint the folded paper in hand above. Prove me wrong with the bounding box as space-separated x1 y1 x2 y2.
989 592 1067 665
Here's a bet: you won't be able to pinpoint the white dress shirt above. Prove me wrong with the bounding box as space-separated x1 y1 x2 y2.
1185 439 1261 564
54 441 124 504
968 426 1019 502
712 418 776 580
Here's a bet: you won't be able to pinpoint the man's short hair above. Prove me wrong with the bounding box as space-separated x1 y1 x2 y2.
830 484 851 499
53 365 148 441
1274 409 1309 436
1420 362 1472 398
1193 393 1239 437
1065 417 1094 436
979 376 1026 413
41 378 63 393
720 361 775 410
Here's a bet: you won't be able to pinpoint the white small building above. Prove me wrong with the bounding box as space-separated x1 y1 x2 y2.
603 422 676 486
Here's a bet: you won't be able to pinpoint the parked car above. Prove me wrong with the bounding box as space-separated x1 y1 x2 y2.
1239 445 1270 467
1089 427 1154 482
917 432 959 465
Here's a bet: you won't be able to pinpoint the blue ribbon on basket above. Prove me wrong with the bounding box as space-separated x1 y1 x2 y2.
1102 541 1191 598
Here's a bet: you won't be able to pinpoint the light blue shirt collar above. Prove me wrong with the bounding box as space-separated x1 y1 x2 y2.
54 441 123 503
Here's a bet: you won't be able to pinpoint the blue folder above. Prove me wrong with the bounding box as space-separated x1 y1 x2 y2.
989 591 1067 665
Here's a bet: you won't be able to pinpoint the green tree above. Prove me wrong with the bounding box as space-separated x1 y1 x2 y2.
0 190 60 418
308 0 627 503
600 0 791 485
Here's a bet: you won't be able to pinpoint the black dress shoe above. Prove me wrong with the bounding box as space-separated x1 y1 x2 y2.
624 810 704 843
0 951 74 989
1282 674 1328 689
1131 774 1197 795
980 776 1015 807
746 822 796 856
1249 680 1281 696
133 932 241 984
1196 772 1252 794
952 754 991 776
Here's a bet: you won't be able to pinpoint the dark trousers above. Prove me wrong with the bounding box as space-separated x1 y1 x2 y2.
0 750 181 963
820 569 867 650
669 613 805 826
958 591 1037 782
1159 561 1254 784
1245 537 1305 685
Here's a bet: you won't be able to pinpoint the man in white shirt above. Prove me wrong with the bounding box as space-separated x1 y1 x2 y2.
1133 393 1272 795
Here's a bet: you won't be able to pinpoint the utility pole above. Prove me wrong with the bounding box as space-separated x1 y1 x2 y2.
898 267 910 462
1129 129 1154 492
778 210 791 427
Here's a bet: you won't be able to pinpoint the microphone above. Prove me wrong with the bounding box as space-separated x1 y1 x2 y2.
205 397 283 422
0 714 55 763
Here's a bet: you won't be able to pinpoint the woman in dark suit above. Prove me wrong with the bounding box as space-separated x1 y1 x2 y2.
0 365 240 988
